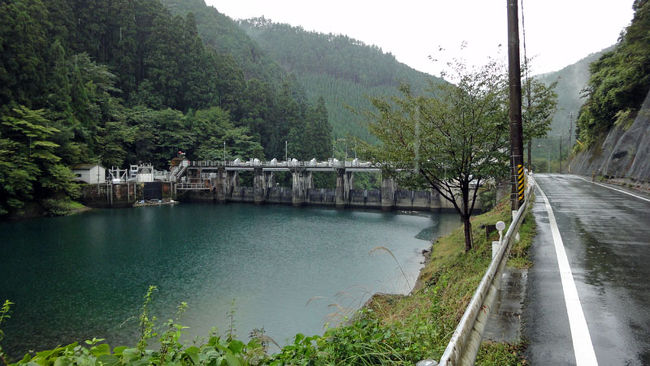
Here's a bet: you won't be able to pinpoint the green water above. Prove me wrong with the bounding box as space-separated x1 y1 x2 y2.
0 203 459 357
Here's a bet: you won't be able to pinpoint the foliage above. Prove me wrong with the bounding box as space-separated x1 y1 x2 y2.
519 66 559 169
0 106 79 216
576 0 650 148
475 341 528 366
238 17 445 143
0 0 333 217
358 60 510 251
0 300 13 365
522 76 558 143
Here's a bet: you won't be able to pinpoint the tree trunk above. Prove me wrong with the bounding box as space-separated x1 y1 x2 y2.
463 215 473 252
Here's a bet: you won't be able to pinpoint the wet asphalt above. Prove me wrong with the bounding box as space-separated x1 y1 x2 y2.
523 174 650 365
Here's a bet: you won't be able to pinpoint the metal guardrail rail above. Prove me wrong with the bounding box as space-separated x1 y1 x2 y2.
430 175 535 366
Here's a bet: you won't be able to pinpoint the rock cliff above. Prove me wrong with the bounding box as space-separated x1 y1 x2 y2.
569 91 650 182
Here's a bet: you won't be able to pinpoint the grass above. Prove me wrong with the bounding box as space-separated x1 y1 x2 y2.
476 341 528 366
349 197 536 364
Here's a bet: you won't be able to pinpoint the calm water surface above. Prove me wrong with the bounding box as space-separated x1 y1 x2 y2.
0 203 459 357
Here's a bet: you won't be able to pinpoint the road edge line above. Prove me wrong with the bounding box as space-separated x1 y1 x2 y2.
537 185 599 366
573 175 650 203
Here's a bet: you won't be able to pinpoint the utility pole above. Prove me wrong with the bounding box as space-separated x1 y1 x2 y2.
507 0 525 210
568 112 574 146
559 137 562 173
568 113 573 173
285 140 288 162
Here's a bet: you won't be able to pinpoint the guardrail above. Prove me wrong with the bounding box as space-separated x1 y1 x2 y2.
423 175 535 366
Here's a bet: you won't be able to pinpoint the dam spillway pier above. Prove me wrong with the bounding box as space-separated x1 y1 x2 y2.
172 158 476 211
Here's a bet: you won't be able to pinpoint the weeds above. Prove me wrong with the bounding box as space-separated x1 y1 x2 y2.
227 299 237 341
137 285 158 352
0 300 13 366
369 246 412 289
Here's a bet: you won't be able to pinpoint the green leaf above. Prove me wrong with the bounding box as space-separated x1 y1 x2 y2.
184 346 200 364
53 357 71 366
121 347 141 362
224 352 242 366
90 343 110 356
96 354 120 366
227 340 244 354
112 346 127 355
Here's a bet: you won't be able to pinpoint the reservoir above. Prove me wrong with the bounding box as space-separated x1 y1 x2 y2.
0 204 459 357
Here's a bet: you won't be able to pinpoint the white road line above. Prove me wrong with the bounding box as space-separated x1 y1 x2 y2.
537 185 599 366
573 175 650 203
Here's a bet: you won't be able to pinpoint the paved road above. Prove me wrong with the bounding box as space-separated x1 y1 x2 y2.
523 174 650 365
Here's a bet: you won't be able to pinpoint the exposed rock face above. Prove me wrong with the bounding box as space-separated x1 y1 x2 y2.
570 91 650 182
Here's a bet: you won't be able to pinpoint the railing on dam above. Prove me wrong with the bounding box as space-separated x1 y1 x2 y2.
185 158 381 171
172 158 482 211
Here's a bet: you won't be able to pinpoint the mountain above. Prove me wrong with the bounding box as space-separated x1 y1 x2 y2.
237 18 445 143
537 47 611 141
159 0 286 85
527 48 611 170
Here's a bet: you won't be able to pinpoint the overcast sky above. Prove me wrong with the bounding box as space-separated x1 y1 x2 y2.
205 0 634 77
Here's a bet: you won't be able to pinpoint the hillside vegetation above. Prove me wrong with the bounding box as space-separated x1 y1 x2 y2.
0 0 331 217
238 18 445 143
576 0 650 149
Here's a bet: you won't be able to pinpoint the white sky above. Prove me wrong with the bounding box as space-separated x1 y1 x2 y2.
205 0 634 77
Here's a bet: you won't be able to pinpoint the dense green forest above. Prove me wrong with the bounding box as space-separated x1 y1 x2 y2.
575 0 650 149
159 0 286 84
0 0 332 217
237 17 445 143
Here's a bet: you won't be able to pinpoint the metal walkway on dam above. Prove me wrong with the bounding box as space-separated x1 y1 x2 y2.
169 158 467 211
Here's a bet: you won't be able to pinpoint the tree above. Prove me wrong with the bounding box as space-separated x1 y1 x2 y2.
576 0 650 148
522 74 558 170
0 106 78 215
304 96 333 160
360 61 509 251
188 106 264 161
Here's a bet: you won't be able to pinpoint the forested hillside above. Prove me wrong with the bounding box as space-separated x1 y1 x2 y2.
568 0 650 180
159 0 284 84
576 0 650 149
238 18 445 142
0 0 331 217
